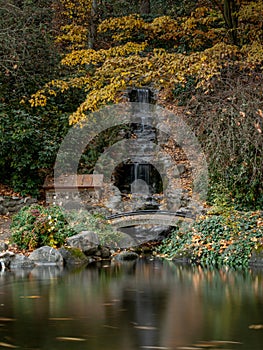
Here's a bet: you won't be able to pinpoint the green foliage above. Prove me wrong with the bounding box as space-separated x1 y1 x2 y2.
0 0 59 99
157 210 263 268
11 204 76 250
65 210 125 248
11 204 124 250
0 105 70 196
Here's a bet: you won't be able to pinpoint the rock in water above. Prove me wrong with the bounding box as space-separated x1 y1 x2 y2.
28 246 64 266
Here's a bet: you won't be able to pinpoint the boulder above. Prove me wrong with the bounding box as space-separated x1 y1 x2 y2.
0 242 8 252
94 246 111 259
0 250 15 270
28 246 64 266
66 231 100 256
0 204 7 215
10 254 35 269
59 247 89 266
113 251 139 261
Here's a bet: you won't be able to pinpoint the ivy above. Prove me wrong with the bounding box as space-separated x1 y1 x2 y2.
157 210 263 268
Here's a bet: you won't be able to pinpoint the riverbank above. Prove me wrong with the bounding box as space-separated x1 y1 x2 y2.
1 198 263 270
157 209 263 269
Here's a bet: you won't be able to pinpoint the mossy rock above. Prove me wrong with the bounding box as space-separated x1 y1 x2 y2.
59 247 89 266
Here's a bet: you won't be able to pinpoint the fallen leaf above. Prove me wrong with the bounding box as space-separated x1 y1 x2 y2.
56 337 86 342
134 326 157 330
177 347 202 350
49 318 74 321
0 318 16 322
140 347 171 349
20 296 41 299
103 325 119 329
249 324 263 330
0 342 18 348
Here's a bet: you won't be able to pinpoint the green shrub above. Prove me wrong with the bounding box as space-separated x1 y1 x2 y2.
157 210 263 268
11 204 125 250
10 205 76 250
0 105 70 197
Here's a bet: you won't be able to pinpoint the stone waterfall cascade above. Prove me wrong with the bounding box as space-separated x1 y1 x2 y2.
121 88 163 210
105 87 202 220
130 88 156 196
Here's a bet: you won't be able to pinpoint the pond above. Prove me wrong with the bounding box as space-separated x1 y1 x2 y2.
0 258 263 350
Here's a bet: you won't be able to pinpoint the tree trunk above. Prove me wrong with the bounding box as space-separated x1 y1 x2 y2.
139 0 150 15
88 0 98 49
223 0 238 45
208 0 239 45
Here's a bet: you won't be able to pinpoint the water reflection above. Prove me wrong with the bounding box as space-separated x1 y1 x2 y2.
0 260 263 349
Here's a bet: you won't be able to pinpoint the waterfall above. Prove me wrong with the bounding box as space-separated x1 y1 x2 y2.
113 87 162 210
131 163 150 195
130 88 151 195
129 88 157 198
137 88 149 104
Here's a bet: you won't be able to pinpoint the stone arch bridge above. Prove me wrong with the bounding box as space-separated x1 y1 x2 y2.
106 210 195 228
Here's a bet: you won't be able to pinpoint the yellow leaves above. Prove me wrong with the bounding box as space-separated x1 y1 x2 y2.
98 14 146 41
30 2 263 129
56 24 88 49
60 0 92 22
237 1 263 43
61 42 147 67
56 0 93 50
50 79 70 93
69 81 124 125
241 42 263 68
29 80 72 107
238 1 263 24
148 16 179 41
29 91 47 107
99 14 180 43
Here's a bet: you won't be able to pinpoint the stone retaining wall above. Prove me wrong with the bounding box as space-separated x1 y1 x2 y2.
0 196 38 215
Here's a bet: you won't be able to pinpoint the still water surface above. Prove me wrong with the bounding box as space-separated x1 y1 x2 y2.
0 259 263 350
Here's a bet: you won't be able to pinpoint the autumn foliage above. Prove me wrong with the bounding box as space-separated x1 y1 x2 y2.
1 0 262 206
30 1 263 124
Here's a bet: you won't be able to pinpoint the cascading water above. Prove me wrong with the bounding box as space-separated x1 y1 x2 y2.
113 87 163 211
129 88 156 197
114 88 167 243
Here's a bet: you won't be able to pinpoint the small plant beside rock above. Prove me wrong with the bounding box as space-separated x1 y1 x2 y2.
10 204 129 251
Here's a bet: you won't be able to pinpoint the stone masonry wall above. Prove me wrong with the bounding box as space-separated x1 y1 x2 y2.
0 196 38 215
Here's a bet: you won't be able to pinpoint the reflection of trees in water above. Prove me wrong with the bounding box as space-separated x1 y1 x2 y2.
117 259 204 348
1 261 263 349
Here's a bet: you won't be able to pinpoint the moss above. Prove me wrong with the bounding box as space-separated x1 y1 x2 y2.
59 247 88 266
64 247 87 259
